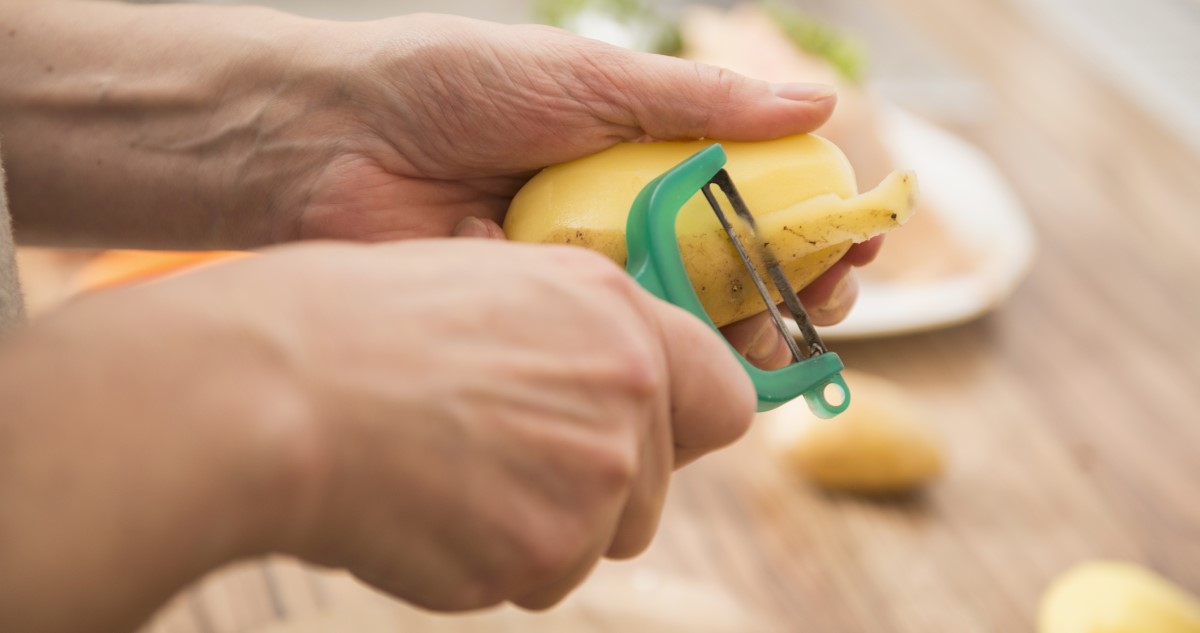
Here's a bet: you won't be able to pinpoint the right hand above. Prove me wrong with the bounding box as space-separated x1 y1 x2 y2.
149 239 756 611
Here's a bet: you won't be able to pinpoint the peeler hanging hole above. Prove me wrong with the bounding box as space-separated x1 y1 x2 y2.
803 373 851 418
822 381 848 408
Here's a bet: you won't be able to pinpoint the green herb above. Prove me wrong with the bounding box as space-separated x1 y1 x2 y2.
532 0 869 79
762 3 868 84
655 23 683 57
531 0 655 29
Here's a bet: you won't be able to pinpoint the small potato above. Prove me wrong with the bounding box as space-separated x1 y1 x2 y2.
762 370 943 494
1039 561 1200 633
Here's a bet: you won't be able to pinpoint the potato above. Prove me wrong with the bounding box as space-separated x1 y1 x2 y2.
505 135 917 327
761 370 943 494
1039 561 1200 633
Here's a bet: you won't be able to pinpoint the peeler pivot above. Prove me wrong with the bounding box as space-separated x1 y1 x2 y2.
624 143 850 417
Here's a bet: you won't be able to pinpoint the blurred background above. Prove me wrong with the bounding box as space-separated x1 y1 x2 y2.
18 0 1200 631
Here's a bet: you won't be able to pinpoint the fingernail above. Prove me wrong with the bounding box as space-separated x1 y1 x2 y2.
811 274 858 323
452 216 491 238
746 318 783 364
771 82 837 102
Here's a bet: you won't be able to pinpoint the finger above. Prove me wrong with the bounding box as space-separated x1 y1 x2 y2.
719 312 793 370
642 299 757 467
719 233 884 362
516 376 667 604
580 296 753 558
511 542 606 611
604 380 673 559
514 437 657 609
797 264 859 326
451 216 507 239
590 48 836 141
843 235 885 266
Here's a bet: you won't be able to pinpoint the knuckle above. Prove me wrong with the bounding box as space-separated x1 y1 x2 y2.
544 247 667 397
610 340 664 400
710 65 744 103
515 520 588 579
588 440 640 493
581 337 663 405
685 63 742 136
693 63 743 109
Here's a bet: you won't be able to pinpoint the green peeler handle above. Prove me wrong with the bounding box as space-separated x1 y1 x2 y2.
624 144 850 417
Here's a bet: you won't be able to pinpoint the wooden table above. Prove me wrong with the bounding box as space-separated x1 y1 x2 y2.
132 0 1200 630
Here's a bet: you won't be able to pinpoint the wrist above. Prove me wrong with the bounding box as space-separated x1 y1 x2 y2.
0 1 338 248
0 283 323 631
89 279 331 559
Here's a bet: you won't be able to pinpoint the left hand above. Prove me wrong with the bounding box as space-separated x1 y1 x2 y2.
1 5 874 344
278 14 838 243
271 14 875 355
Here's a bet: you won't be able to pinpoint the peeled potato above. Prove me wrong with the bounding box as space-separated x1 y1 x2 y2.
762 370 943 494
505 134 917 327
1039 561 1200 633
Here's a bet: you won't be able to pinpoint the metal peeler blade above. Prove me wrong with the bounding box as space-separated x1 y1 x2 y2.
701 169 830 361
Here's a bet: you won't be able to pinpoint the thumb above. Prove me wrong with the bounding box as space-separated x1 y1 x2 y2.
592 49 837 141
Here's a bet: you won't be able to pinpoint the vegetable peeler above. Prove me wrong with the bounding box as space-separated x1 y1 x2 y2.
624 144 850 418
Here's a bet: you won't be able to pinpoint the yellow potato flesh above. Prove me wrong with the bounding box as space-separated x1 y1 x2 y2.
506 134 917 326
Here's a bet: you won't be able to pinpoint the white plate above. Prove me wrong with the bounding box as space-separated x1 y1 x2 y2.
812 108 1037 341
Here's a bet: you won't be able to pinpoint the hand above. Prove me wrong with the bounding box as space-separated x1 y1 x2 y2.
284 14 838 243
281 13 873 356
210 240 756 603
2 5 873 333
198 240 756 610
0 240 755 629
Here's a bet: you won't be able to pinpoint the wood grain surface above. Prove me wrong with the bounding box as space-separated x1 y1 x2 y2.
134 0 1200 630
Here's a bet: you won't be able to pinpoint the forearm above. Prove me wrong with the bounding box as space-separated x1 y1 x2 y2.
0 0 334 249
0 290 307 633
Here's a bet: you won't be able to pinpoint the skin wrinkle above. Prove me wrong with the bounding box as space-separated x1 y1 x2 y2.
530 35 642 143
401 48 472 174
570 49 645 139
474 43 599 171
459 42 522 170
483 43 572 162
264 83 404 241
694 64 742 139
248 59 386 240
351 64 424 176
360 26 462 174
269 29 444 239
515 63 632 155
526 38 627 147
